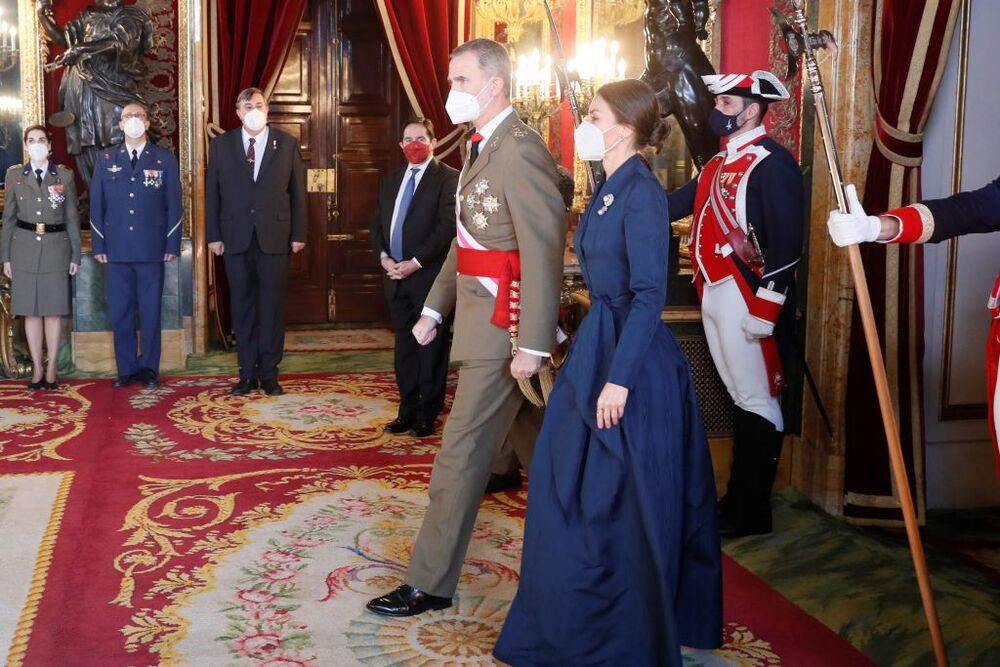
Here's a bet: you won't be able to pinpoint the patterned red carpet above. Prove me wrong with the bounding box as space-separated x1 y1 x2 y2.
0 371 871 666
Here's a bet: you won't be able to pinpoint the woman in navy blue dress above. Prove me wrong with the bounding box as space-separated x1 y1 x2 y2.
494 79 722 665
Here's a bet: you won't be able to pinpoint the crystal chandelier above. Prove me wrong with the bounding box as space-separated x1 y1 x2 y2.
475 0 552 43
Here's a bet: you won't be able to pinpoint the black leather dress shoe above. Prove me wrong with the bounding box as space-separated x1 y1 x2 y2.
411 420 435 438
260 379 284 396
27 378 45 390
112 374 136 389
230 378 259 396
366 584 452 617
485 471 522 494
44 379 59 390
384 416 416 434
138 368 160 388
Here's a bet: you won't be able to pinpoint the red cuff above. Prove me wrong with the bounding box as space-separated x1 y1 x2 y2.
748 286 786 325
885 203 934 244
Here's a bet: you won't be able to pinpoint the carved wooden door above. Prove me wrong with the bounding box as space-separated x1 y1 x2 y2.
269 0 404 324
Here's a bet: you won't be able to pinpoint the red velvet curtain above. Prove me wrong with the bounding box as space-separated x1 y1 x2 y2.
373 0 472 167
208 0 308 344
210 0 309 129
843 0 960 525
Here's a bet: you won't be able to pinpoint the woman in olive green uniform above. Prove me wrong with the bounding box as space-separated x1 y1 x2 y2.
1 126 81 389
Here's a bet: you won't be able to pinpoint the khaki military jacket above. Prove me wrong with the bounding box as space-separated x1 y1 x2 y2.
425 112 566 361
1 163 83 269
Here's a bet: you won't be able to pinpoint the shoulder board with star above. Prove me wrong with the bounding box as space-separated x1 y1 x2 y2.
510 120 533 140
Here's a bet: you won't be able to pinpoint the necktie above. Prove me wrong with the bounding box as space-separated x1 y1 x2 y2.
131 149 138 169
469 131 482 165
35 169 43 185
246 137 256 169
390 167 419 261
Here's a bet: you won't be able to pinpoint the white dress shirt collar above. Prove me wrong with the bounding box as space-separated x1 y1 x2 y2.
476 105 515 143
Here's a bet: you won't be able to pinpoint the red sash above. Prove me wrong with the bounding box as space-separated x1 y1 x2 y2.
456 246 522 332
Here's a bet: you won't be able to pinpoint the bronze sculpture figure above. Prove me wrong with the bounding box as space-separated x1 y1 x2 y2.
36 0 154 186
640 0 719 169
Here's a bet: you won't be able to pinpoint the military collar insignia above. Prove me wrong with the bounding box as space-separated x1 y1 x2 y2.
512 126 527 138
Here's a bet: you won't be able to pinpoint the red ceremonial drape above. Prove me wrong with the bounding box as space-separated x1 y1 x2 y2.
373 0 472 168
207 0 308 343
843 0 960 525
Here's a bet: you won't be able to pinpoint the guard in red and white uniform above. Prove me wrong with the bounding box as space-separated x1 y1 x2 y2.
828 176 1000 478
668 70 804 536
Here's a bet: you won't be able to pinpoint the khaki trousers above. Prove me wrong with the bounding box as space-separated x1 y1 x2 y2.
406 358 539 597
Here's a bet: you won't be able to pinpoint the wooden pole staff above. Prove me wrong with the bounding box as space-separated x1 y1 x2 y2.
788 1 948 664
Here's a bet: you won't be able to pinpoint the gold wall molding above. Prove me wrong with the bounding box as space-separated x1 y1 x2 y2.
938 0 981 420
795 0 877 515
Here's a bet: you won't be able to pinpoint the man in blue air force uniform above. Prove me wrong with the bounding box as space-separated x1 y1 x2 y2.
90 102 183 388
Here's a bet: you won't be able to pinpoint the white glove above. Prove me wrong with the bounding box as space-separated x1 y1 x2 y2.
827 184 881 247
742 313 774 341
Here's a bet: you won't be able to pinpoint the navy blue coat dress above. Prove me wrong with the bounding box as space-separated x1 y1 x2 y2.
494 155 722 665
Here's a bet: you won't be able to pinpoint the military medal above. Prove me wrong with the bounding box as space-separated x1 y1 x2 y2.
47 183 65 210
143 169 164 188
474 178 490 195
472 211 488 230
482 194 501 214
108 164 123 173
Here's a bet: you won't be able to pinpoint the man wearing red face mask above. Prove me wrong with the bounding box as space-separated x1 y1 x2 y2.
370 118 460 438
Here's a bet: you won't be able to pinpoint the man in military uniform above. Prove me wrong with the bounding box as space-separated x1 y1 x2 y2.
828 177 1000 477
367 38 566 617
90 102 182 388
667 71 804 537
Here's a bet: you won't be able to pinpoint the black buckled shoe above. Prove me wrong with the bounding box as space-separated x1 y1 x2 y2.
384 416 416 434
260 379 284 396
230 378 259 396
112 374 136 389
485 471 522 494
366 584 452 617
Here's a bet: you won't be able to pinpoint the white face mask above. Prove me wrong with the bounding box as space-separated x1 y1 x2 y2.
123 117 147 140
574 120 621 161
27 143 49 163
445 80 493 124
243 108 267 132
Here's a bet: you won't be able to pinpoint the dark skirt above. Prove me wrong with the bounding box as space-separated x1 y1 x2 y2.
494 301 722 666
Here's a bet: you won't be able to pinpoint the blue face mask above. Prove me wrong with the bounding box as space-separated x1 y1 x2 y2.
709 107 746 137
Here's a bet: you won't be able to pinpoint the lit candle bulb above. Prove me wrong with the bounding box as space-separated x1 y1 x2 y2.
618 58 626 80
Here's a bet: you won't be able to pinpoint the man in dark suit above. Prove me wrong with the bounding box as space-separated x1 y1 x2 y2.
370 118 459 437
205 87 307 396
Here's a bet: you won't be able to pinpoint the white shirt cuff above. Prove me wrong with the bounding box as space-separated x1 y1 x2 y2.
517 347 550 358
420 307 443 324
380 251 388 259
412 256 422 268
